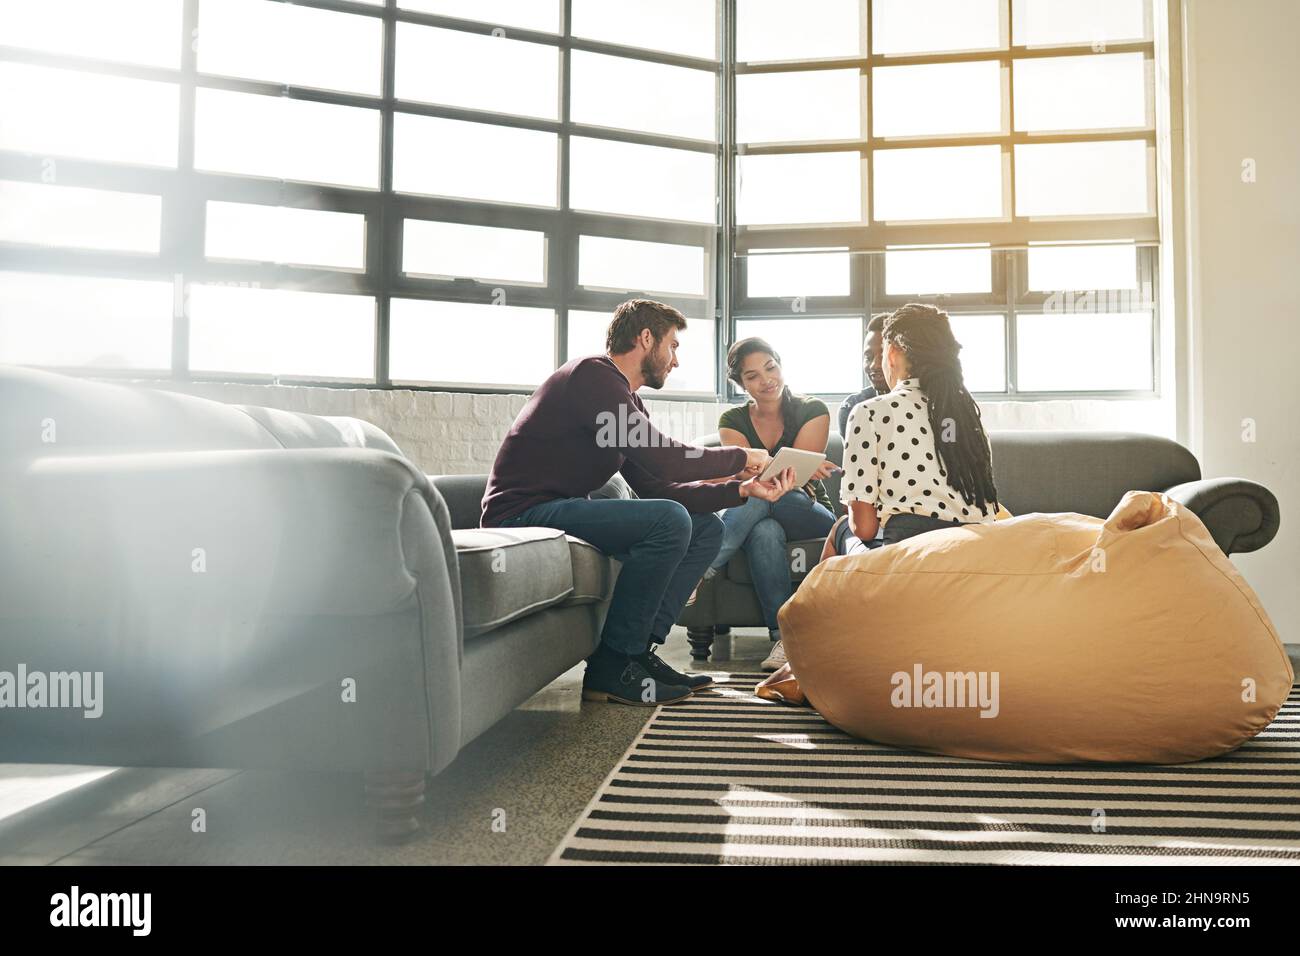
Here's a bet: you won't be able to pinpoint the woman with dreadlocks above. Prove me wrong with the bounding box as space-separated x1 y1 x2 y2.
826 301 1000 557
757 301 1002 699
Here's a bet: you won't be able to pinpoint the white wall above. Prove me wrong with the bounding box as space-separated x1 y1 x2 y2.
148 380 723 478
1182 0 1300 641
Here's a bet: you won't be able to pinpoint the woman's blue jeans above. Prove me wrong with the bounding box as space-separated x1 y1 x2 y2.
710 491 835 632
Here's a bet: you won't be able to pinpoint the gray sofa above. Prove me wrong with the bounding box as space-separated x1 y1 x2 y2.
0 367 617 839
679 429 1281 661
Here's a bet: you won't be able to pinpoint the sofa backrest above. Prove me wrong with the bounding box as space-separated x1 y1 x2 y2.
988 431 1200 518
691 428 1200 518
1 366 404 460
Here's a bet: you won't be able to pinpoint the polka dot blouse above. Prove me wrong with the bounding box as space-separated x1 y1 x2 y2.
840 378 998 526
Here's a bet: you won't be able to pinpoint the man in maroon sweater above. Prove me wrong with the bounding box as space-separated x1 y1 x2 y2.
482 300 795 706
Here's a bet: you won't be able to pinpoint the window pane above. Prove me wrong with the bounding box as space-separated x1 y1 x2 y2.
948 314 1006 392
1014 54 1146 131
734 317 862 393
568 310 717 393
570 138 714 223
572 0 715 60
0 0 182 68
401 0 559 35
390 300 554 386
736 70 861 143
396 24 558 119
1017 311 1152 391
403 220 545 285
579 236 706 297
0 272 172 370
884 246 992 295
393 114 557 206
873 146 1003 221
746 251 851 298
872 61 1002 137
205 202 366 270
872 0 1004 55
571 52 715 140
1027 243 1138 291
0 63 178 167
0 181 161 253
197 0 382 95
737 0 862 61
1015 141 1149 216
737 153 862 225
1012 0 1147 46
189 285 374 380
195 89 379 188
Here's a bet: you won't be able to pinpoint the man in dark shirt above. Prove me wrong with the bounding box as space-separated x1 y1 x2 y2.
483 299 795 706
837 312 891 436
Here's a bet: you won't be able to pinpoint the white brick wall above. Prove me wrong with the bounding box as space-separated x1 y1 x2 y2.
143 380 726 476
135 380 1174 475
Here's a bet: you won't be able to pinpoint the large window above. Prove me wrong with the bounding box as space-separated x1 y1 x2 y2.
0 0 1162 399
730 0 1158 399
0 0 719 394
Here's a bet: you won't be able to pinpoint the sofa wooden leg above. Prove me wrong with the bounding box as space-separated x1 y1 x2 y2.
687 626 715 662
712 626 734 662
364 770 426 843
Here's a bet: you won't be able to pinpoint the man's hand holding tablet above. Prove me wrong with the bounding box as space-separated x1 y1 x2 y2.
738 446 771 477
740 466 797 502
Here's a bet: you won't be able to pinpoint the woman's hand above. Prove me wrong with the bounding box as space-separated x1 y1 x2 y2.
740 466 797 502
809 459 841 482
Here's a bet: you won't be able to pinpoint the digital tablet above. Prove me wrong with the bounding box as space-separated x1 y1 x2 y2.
757 446 831 486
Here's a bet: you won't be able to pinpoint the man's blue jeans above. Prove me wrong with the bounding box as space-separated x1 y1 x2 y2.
709 491 835 632
500 497 723 656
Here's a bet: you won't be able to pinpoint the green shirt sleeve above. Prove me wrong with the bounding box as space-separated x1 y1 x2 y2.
718 404 750 439
799 397 830 428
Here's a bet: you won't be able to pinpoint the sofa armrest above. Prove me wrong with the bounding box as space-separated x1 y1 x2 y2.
0 447 462 774
1163 477 1280 555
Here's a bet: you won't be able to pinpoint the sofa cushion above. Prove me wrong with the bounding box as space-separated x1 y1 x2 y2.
565 535 618 605
450 528 574 640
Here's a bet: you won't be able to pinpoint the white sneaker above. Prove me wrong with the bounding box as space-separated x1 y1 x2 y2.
761 640 787 672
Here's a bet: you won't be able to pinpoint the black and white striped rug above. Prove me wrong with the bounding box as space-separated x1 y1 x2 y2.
549 674 1300 865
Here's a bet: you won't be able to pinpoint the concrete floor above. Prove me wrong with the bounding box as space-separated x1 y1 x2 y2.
0 626 771 866
5 637 1297 866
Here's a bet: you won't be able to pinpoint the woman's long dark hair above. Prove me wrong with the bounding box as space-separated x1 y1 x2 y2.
726 337 801 438
883 304 998 514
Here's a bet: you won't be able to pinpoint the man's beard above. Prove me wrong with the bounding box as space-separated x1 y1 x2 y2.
641 351 669 389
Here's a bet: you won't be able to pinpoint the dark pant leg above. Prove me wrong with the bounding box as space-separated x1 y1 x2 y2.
505 497 694 656
647 511 724 645
882 513 960 544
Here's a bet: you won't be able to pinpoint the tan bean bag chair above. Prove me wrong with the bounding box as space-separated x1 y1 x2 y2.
777 491 1293 764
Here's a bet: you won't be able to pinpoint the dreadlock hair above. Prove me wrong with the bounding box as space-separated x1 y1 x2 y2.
726 337 801 439
882 303 998 515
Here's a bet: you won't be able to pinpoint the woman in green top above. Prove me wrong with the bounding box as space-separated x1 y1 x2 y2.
705 337 840 670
